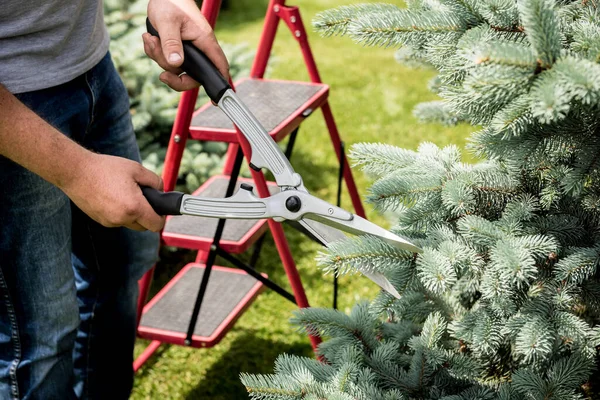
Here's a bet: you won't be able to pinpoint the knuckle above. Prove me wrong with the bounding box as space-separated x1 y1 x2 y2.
163 38 181 50
126 202 139 215
99 216 116 228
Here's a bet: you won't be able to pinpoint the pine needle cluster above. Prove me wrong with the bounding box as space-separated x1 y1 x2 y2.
241 1 600 399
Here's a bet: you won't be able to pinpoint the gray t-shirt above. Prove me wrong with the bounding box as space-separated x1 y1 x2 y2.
0 1 109 94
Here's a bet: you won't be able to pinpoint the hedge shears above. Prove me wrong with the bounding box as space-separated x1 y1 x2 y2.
142 20 422 298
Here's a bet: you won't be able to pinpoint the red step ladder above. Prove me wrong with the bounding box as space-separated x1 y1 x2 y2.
134 0 366 371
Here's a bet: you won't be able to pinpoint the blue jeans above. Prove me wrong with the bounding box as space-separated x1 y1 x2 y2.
0 52 160 399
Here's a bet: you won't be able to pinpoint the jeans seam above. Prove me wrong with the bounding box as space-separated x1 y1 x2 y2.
83 73 96 139
0 267 21 400
83 222 101 400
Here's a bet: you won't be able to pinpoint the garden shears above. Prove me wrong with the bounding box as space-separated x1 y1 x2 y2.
142 20 422 298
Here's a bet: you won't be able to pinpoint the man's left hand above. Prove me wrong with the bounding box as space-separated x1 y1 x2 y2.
143 0 230 91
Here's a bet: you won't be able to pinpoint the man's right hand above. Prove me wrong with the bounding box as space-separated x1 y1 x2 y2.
0 84 165 232
61 153 166 232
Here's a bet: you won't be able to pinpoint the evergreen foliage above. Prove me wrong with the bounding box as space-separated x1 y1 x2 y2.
103 0 253 193
240 1 600 398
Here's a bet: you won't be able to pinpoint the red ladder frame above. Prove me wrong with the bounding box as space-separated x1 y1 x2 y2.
134 0 366 371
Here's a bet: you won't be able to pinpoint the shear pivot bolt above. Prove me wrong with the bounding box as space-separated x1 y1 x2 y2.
285 196 302 213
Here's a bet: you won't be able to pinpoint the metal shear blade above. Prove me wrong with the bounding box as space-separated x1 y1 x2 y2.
298 219 402 299
143 20 422 299
212 89 423 297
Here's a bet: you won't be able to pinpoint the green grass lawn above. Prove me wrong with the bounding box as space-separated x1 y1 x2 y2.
131 1 475 398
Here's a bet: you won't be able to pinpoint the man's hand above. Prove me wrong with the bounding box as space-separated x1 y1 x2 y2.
61 154 166 232
144 0 230 92
0 85 165 233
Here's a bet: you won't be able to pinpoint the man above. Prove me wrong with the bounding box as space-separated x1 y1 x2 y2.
0 0 229 398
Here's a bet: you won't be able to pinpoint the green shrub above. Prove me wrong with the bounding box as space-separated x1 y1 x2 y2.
241 1 600 399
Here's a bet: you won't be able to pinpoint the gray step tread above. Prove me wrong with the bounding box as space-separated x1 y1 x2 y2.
139 264 262 340
191 78 326 132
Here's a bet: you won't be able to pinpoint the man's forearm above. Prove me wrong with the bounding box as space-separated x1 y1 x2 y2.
0 84 91 190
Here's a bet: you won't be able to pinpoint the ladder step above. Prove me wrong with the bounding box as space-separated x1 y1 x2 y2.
190 78 329 143
138 263 265 348
162 175 279 253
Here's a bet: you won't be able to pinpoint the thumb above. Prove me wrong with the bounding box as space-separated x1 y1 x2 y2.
156 20 185 68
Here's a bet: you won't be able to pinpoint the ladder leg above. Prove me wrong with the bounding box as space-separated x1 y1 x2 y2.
277 6 366 219
321 102 366 218
133 340 162 372
195 250 209 263
249 168 321 351
221 143 240 176
137 265 156 326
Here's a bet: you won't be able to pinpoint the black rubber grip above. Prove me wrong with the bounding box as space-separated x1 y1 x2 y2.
141 187 184 216
146 18 231 103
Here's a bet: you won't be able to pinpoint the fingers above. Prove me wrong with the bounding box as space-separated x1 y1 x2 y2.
142 33 182 76
125 221 148 232
136 164 163 190
143 17 230 89
134 165 166 232
191 34 230 82
136 205 166 232
159 71 201 92
152 19 186 69
143 33 201 92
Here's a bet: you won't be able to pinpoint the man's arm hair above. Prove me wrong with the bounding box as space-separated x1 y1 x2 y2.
0 84 91 189
0 84 165 231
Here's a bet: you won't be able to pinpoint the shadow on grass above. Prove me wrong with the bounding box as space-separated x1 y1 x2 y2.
184 331 312 400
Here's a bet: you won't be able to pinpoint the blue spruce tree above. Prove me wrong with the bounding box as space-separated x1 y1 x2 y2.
240 1 600 398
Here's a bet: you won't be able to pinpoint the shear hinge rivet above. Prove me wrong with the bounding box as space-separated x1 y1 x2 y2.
174 134 181 143
285 196 302 213
328 208 334 215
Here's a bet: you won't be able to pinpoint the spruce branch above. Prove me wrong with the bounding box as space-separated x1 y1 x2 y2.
475 0 521 31
349 143 418 179
291 303 380 353
347 10 468 48
554 245 600 284
240 372 306 399
417 248 458 294
312 4 402 37
518 0 562 68
316 236 415 277
413 100 461 126
514 317 554 363
470 41 537 70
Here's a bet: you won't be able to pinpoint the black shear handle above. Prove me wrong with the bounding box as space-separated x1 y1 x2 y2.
141 187 183 216
146 18 231 103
